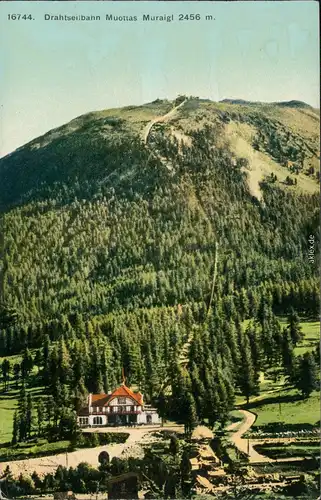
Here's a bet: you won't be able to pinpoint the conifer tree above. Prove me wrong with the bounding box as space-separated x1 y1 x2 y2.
291 352 319 398
36 399 45 436
281 328 295 377
42 334 51 384
205 388 220 429
46 395 55 426
57 339 71 384
18 384 28 441
246 322 261 375
183 392 197 437
21 348 34 382
237 334 259 404
1 358 10 392
26 393 33 438
12 411 19 444
13 363 20 389
287 308 303 346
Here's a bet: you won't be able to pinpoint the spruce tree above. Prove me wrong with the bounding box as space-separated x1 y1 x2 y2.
18 384 28 441
42 334 51 384
237 334 259 404
12 411 19 444
281 328 295 377
21 348 34 382
292 352 319 398
36 399 45 436
205 388 220 429
26 393 33 438
57 339 71 384
183 392 197 436
287 308 303 346
46 395 55 427
246 322 261 375
13 363 20 389
1 359 10 392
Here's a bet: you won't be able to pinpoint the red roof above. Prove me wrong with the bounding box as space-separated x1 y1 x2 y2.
91 394 110 406
90 384 143 407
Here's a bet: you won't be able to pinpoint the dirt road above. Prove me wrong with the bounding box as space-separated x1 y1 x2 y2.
228 409 313 464
0 428 152 477
228 409 273 463
142 99 186 144
0 425 185 478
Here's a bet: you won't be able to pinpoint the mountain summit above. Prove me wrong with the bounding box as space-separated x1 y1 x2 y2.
0 96 319 210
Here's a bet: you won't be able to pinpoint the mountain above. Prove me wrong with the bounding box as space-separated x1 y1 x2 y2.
0 97 319 210
0 96 319 411
220 98 316 110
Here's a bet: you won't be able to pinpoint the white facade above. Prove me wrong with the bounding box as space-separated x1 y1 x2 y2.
77 385 161 427
137 407 161 425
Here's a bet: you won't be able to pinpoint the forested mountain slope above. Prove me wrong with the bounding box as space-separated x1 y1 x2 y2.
0 97 319 425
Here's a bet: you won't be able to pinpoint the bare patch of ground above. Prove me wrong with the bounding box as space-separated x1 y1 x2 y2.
225 122 318 199
192 425 214 440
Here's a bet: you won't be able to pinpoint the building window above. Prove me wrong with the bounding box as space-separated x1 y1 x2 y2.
79 417 88 426
110 407 113 413
146 415 152 424
118 397 126 405
93 416 103 425
131 406 135 412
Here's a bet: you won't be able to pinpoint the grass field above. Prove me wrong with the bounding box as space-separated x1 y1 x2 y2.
236 317 320 430
278 318 319 356
0 438 71 462
0 383 46 445
249 389 319 429
241 317 319 391
0 394 17 445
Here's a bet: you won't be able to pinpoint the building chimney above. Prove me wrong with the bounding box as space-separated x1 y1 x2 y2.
88 393 92 410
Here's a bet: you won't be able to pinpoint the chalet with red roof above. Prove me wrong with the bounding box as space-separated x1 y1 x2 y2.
77 381 161 427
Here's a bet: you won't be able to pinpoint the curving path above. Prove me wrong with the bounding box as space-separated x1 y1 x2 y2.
228 409 273 463
228 409 315 464
142 99 187 144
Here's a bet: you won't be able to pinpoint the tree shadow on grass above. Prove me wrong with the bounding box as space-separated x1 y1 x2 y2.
244 392 302 410
0 393 19 400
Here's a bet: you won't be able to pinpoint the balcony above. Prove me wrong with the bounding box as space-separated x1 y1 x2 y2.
109 409 141 415
91 406 142 415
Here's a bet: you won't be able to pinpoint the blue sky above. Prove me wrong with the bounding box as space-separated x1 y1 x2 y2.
0 1 319 157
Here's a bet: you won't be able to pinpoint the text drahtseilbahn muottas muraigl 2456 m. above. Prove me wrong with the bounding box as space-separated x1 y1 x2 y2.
38 13 215 22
